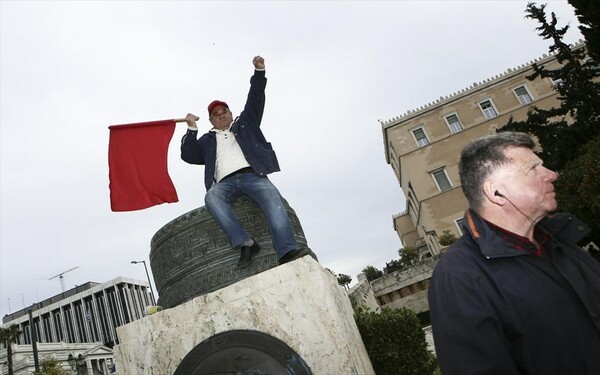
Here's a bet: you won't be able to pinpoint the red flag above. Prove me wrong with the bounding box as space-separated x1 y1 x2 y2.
108 120 179 211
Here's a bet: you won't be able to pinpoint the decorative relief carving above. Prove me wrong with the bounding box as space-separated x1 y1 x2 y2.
150 197 308 309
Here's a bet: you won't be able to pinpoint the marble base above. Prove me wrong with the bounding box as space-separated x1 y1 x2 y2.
113 257 374 374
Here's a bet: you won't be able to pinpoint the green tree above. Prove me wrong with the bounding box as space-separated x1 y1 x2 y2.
502 3 600 172
384 259 403 274
568 0 600 61
399 246 418 267
554 135 600 247
337 273 352 290
501 2 600 246
32 358 70 375
438 230 458 247
354 307 437 375
362 265 383 282
0 324 22 375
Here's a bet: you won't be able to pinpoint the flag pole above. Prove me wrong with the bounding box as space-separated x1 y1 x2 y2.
173 118 190 123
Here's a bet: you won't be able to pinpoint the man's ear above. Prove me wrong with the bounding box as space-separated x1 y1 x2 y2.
483 181 504 205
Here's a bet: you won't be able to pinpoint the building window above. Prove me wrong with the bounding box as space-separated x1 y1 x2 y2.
389 142 399 161
408 182 418 204
431 167 452 192
417 243 432 261
444 113 463 134
454 217 464 235
513 85 533 105
408 200 417 223
411 127 429 147
479 99 498 119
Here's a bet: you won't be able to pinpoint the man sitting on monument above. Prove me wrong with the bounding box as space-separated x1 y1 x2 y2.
181 55 314 269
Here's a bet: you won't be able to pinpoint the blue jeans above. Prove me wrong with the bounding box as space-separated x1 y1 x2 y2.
204 173 298 258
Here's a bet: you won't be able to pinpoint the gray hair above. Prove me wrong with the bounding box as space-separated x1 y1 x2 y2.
459 131 535 212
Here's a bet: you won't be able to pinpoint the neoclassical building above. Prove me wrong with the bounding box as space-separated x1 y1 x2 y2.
1 276 153 374
380 43 582 258
0 342 113 375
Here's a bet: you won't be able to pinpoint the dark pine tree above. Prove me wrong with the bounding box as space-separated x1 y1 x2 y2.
569 0 600 61
501 2 600 248
502 3 600 171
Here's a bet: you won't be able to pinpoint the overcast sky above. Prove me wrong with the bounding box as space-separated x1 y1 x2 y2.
0 0 582 319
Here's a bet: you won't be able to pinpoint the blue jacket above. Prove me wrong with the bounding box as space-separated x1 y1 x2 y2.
429 210 600 375
181 70 280 191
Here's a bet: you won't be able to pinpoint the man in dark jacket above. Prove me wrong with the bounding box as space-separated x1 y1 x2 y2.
181 56 314 268
428 132 600 374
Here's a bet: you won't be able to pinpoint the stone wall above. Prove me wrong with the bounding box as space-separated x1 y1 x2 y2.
369 256 440 313
348 279 380 313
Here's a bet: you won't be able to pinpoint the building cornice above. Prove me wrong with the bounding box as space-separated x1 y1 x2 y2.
2 276 149 324
380 39 585 129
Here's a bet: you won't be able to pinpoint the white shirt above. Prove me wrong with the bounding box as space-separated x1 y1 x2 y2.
212 126 250 182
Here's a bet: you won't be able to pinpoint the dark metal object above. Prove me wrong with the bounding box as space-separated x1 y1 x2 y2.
150 197 308 309
173 330 313 375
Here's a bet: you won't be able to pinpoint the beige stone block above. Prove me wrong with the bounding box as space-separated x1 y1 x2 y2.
114 257 374 374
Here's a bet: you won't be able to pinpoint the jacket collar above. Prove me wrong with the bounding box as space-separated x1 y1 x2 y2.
464 210 527 259
463 210 589 259
538 213 590 244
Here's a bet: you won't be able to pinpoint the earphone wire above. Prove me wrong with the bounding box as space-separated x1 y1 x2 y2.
500 192 567 250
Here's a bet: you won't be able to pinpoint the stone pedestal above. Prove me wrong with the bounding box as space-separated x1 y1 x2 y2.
113 257 375 374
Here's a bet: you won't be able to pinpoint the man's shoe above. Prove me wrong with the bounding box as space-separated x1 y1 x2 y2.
278 248 317 265
236 240 261 269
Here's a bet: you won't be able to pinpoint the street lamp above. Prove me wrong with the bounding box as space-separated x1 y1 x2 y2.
131 260 156 304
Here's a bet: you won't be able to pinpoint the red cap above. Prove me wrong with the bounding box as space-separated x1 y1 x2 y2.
208 100 228 115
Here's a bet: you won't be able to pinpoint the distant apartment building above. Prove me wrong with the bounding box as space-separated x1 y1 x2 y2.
1 276 154 348
380 44 581 258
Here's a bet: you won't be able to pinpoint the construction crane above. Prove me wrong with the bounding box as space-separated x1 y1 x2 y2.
48 266 79 292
